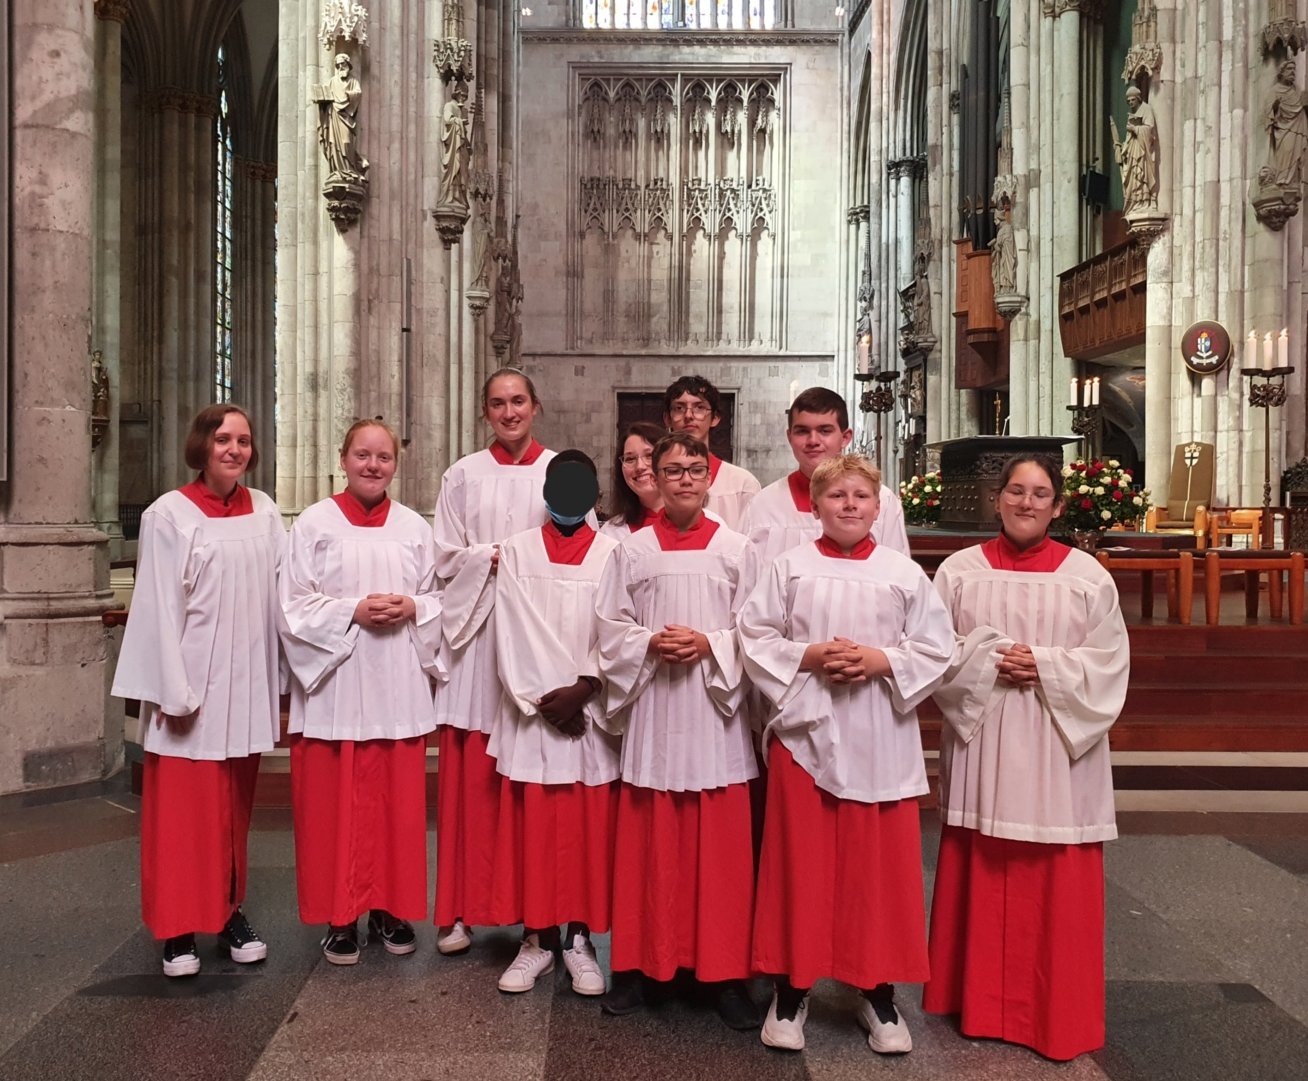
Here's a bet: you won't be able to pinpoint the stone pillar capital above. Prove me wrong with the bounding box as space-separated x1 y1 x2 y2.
846 204 870 225
145 87 219 117
238 158 278 183
1044 0 1104 20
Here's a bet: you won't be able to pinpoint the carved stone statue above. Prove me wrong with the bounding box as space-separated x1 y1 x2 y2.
911 246 932 338
315 53 368 181
1113 86 1158 215
990 195 1017 295
1262 59 1308 191
440 82 471 209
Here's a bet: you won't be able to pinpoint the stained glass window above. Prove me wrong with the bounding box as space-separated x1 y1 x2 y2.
581 0 775 28
215 45 234 403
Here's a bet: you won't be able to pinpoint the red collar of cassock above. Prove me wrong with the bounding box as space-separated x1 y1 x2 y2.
707 453 724 484
652 509 719 551
489 439 545 466
787 469 813 513
626 507 656 531
541 521 597 565
982 530 1070 572
180 478 253 518
815 534 874 560
332 490 391 527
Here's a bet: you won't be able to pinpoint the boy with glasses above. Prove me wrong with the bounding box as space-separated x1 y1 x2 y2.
662 375 760 530
742 387 909 566
597 432 762 1031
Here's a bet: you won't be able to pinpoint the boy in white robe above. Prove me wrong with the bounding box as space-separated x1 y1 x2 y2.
663 374 760 530
740 387 909 566
485 450 621 997
597 432 761 1030
738 453 954 1053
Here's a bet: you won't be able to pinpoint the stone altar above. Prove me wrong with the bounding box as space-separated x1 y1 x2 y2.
930 436 1077 530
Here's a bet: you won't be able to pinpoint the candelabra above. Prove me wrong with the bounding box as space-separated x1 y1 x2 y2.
857 369 899 473
1241 363 1295 513
1066 404 1103 462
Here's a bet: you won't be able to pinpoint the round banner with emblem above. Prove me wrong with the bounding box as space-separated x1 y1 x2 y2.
1180 321 1231 376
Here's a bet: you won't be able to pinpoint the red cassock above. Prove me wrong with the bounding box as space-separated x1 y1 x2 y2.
141 752 260 938
290 735 429 924
433 726 502 926
751 742 929 989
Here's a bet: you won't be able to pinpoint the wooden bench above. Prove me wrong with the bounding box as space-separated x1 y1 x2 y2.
1202 549 1305 625
1095 549 1194 625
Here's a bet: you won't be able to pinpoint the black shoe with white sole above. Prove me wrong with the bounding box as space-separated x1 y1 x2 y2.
162 934 201 978
322 923 360 965
368 910 417 955
218 907 268 963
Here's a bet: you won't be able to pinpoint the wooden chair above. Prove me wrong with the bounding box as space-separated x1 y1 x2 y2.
1203 549 1305 625
1096 549 1194 624
1145 441 1214 548
1207 508 1263 549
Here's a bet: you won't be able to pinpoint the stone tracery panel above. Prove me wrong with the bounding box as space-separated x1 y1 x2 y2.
571 70 784 351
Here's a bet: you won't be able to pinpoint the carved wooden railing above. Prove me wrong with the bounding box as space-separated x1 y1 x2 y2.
1057 240 1148 360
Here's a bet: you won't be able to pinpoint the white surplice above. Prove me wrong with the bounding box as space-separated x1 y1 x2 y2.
705 459 761 531
931 544 1130 844
596 524 760 792
111 489 284 760
490 527 622 786
738 543 954 803
740 479 910 566
433 447 554 733
280 498 443 742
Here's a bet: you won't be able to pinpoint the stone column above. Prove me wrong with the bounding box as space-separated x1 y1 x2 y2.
0 0 115 794
1007 0 1033 436
91 0 127 557
233 160 278 493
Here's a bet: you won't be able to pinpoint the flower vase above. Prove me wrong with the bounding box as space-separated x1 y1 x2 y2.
1070 529 1102 552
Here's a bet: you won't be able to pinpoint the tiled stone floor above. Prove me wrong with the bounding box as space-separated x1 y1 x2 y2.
2 780 1307 1081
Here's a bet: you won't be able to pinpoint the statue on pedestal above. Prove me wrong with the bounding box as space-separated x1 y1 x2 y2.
1254 60 1308 230
316 53 368 182
1112 86 1159 215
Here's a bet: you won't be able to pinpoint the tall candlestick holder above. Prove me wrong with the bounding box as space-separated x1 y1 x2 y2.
1242 364 1295 514
1066 403 1103 462
858 369 899 473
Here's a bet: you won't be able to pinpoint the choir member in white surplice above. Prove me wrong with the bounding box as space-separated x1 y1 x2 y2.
111 405 282 978
596 432 762 1032
923 454 1130 1061
280 420 444 966
663 375 760 530
739 453 954 1055
598 420 667 539
482 451 621 998
740 387 909 566
432 368 554 955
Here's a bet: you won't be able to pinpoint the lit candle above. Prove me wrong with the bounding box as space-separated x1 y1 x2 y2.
1070 376 1078 406
1247 330 1257 372
1082 378 1091 407
1278 328 1288 370
856 335 870 375
1264 331 1274 371
1091 376 1100 406
788 379 799 405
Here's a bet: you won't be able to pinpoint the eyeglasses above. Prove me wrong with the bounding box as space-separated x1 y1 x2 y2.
658 463 710 480
668 403 712 419
1001 486 1056 506
620 452 654 467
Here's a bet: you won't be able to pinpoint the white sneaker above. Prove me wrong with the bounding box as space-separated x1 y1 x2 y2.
497 935 555 993
561 933 606 996
761 990 809 1051
857 995 913 1054
436 919 472 955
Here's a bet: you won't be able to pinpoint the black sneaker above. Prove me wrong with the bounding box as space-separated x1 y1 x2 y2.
162 933 200 978
601 970 646 1016
368 910 417 956
716 980 761 1031
321 923 360 966
218 908 268 963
